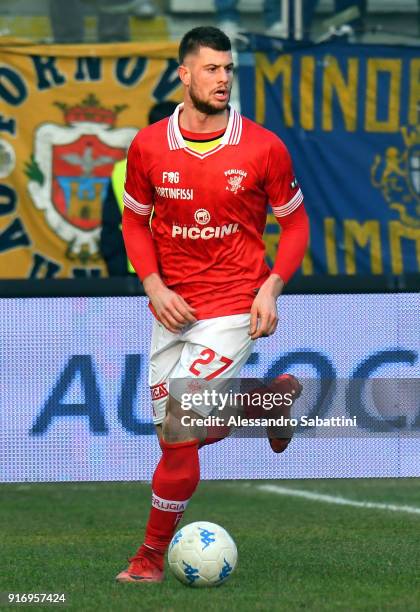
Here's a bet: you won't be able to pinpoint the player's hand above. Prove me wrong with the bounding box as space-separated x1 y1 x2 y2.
143 273 196 334
249 274 284 340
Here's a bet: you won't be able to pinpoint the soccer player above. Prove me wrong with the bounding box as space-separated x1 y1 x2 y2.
117 26 309 583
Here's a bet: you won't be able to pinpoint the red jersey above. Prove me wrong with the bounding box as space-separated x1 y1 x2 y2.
124 104 304 319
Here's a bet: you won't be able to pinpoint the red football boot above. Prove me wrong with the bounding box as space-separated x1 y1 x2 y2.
266 374 302 453
116 548 164 583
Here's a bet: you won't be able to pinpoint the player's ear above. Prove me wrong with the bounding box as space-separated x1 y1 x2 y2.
178 64 190 86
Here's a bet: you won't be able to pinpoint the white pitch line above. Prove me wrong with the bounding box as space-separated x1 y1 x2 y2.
254 484 420 516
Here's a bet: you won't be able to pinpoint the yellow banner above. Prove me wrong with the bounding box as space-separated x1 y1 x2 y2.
0 40 182 278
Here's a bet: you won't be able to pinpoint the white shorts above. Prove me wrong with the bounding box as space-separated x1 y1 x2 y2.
148 313 253 425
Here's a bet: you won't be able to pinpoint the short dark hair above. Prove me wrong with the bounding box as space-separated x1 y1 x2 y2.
178 26 231 65
148 100 178 125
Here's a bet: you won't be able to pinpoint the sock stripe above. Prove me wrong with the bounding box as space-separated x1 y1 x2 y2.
144 438 200 553
151 492 190 512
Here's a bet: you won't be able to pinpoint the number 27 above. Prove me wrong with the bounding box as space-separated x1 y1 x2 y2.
189 348 233 380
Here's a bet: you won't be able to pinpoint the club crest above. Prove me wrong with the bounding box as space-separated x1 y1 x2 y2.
371 125 420 228
224 168 247 195
25 94 137 261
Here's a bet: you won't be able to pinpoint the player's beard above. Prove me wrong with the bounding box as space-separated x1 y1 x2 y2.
189 81 230 115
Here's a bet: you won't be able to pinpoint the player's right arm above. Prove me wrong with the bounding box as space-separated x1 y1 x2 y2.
122 137 196 333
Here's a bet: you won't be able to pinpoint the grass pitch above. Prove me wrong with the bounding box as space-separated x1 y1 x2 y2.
1 478 419 611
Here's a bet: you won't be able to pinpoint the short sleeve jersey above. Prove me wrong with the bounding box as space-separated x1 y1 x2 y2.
124 104 303 320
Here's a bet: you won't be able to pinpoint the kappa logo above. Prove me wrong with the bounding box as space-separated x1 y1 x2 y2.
183 561 200 584
170 531 183 551
198 527 216 550
224 168 247 194
186 379 205 393
25 94 136 261
218 558 233 581
194 209 211 225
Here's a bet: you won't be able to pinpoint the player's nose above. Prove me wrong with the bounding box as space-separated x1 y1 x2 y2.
218 68 230 84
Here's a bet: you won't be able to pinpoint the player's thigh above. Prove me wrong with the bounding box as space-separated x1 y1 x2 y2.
170 313 253 418
148 319 184 426
183 313 252 382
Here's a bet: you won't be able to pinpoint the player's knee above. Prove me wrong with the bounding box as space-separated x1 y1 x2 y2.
154 423 163 442
162 402 206 444
162 411 181 443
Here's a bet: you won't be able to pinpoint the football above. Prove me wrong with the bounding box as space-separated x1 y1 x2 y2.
168 521 238 587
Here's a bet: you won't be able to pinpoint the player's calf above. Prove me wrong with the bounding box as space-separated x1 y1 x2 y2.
116 435 200 584
162 395 208 444
239 374 302 453
266 375 302 453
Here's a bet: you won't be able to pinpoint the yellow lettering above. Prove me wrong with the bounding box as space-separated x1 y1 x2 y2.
389 221 420 274
255 53 293 126
365 59 401 132
322 56 358 131
324 218 338 274
409 58 420 126
300 56 315 130
263 213 280 267
344 220 383 274
301 247 313 275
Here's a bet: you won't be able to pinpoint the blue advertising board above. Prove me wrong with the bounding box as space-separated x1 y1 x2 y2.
1 294 419 482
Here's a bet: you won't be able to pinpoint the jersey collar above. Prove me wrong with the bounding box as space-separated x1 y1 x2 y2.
167 103 242 152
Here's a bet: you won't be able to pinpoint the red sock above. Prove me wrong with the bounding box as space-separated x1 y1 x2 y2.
198 422 231 448
142 438 200 556
199 437 220 448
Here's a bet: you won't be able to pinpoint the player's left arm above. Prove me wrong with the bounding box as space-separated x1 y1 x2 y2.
249 139 309 340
